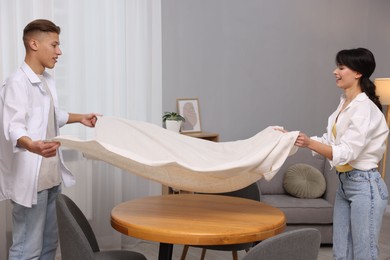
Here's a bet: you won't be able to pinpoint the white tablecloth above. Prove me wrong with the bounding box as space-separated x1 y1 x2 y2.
55 116 299 193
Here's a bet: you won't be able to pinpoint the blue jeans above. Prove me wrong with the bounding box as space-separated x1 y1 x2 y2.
9 185 61 260
333 169 388 260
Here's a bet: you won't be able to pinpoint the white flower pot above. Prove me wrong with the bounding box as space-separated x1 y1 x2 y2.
165 120 182 133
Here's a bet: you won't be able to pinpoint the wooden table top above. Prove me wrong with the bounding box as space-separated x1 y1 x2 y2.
111 194 286 246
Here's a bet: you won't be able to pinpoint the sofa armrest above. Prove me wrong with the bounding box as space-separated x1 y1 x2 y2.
323 160 338 205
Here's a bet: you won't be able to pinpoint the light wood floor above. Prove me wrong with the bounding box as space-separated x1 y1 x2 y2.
126 212 390 260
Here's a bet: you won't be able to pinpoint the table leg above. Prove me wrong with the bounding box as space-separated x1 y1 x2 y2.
158 243 173 260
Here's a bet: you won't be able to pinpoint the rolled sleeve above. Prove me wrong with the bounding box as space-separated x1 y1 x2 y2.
56 108 69 127
10 129 28 152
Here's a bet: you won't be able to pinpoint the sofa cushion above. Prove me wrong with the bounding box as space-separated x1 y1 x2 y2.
283 163 326 199
261 194 333 224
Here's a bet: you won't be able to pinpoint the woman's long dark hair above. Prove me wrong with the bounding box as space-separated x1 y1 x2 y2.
335 48 382 111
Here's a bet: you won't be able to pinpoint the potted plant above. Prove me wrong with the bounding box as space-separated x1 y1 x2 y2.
162 112 185 133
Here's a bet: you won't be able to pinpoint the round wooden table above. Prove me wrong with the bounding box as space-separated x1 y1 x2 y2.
111 194 286 260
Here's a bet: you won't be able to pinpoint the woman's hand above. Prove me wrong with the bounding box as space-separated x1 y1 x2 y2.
276 129 333 160
274 128 311 148
295 132 311 148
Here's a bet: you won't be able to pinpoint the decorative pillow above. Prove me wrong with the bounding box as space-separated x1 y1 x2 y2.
283 163 326 199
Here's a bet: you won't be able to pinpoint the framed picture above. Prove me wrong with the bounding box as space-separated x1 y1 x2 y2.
177 98 202 133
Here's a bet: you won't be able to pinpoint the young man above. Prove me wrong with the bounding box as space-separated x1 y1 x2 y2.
0 19 98 259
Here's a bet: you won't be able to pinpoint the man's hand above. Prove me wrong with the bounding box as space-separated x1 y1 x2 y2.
80 113 99 127
68 113 101 127
17 136 60 157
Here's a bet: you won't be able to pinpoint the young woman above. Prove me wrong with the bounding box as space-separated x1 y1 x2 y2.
295 48 389 260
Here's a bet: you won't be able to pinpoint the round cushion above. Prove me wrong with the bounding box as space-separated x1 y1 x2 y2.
283 163 326 199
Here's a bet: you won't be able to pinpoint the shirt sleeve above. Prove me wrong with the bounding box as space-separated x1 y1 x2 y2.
2 79 30 151
56 108 69 128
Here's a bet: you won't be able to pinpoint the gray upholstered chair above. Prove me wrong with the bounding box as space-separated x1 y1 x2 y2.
56 194 146 260
243 228 321 260
180 183 261 260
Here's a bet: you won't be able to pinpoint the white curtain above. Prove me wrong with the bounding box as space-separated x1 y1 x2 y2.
0 0 162 258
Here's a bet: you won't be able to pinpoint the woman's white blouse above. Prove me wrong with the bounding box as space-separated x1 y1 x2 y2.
312 92 389 170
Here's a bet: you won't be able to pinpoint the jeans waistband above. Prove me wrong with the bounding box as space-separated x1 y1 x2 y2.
336 168 377 175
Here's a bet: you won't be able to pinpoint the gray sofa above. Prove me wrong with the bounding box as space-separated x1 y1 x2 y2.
257 148 338 244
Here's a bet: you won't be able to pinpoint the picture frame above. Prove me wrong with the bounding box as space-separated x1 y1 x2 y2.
177 98 202 133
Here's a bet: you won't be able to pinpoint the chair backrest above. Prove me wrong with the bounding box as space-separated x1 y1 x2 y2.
243 228 321 260
199 182 260 201
218 182 260 201
56 194 100 260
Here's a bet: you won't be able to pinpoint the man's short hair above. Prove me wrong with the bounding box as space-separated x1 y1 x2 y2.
23 19 61 48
